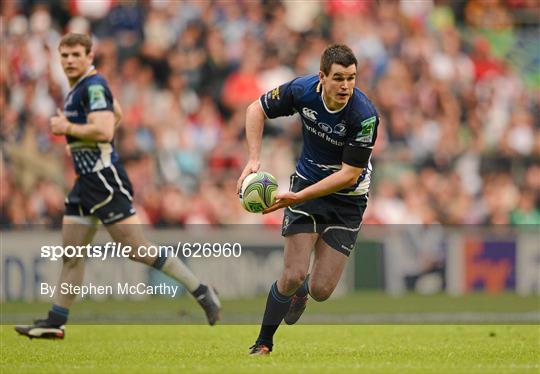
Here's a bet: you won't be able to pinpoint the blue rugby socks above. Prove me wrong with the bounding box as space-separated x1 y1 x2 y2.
256 281 292 349
48 304 69 326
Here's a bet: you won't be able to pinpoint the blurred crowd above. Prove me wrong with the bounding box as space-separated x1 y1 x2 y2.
1 0 539 228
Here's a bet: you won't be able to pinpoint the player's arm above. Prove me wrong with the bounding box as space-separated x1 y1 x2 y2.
50 109 115 142
263 162 363 214
236 100 265 193
237 80 297 194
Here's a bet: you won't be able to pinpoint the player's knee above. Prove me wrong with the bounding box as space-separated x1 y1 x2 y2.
281 269 307 290
309 284 333 302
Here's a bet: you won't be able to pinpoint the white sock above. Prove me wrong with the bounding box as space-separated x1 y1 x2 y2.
160 257 201 292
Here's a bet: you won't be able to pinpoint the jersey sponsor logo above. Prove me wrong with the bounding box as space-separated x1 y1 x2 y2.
88 84 107 110
317 122 332 134
334 123 346 137
304 122 344 146
355 116 377 143
302 107 318 122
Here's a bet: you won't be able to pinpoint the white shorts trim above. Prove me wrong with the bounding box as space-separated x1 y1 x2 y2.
89 171 114 214
295 170 309 181
322 224 361 235
110 164 133 201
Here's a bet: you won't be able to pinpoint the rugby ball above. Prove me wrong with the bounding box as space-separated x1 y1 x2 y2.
240 172 278 213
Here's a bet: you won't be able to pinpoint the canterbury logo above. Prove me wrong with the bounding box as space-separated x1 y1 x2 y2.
302 107 317 122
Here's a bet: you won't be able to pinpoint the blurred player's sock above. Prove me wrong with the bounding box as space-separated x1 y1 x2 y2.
152 253 200 292
152 251 221 325
191 284 208 297
192 285 221 325
48 304 69 326
255 281 292 348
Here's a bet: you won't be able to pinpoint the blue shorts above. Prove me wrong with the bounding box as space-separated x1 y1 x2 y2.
282 174 368 256
65 163 136 225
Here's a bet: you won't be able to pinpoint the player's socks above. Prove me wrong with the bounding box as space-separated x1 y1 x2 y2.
191 284 208 297
152 253 200 292
152 251 220 325
295 275 310 297
48 304 69 326
256 281 292 348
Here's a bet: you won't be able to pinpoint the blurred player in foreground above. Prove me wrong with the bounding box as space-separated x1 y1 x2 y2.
15 33 220 339
237 44 379 355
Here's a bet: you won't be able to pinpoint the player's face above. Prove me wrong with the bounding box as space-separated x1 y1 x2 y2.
320 63 356 110
59 44 93 81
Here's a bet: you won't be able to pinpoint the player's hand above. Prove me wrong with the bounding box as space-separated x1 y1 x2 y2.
237 160 260 195
50 109 71 135
262 191 302 214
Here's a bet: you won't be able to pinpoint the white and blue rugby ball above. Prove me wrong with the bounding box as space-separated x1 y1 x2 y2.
239 172 278 213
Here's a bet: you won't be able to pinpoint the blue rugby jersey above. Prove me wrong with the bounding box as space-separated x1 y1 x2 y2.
63 67 119 175
259 74 379 195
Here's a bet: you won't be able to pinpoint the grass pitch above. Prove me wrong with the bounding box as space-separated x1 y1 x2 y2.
2 293 539 372
1 325 539 373
2 292 539 324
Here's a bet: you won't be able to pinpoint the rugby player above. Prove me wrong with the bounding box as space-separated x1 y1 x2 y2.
15 33 220 339
237 44 379 355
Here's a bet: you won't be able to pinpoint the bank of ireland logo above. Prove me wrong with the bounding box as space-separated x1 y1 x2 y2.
334 123 346 137
302 107 317 122
318 122 332 133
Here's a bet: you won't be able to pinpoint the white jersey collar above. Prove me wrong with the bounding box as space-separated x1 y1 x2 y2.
67 65 96 95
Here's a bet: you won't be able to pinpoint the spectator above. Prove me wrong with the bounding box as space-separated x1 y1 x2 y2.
1 1 537 227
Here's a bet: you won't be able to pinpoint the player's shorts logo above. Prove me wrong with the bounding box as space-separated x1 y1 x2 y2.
103 211 125 224
283 215 290 230
317 122 332 133
302 107 318 122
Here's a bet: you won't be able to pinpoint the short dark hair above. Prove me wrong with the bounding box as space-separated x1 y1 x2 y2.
59 33 92 54
320 44 357 75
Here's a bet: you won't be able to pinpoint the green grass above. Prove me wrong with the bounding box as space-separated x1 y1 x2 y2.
1 325 539 373
2 294 539 372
